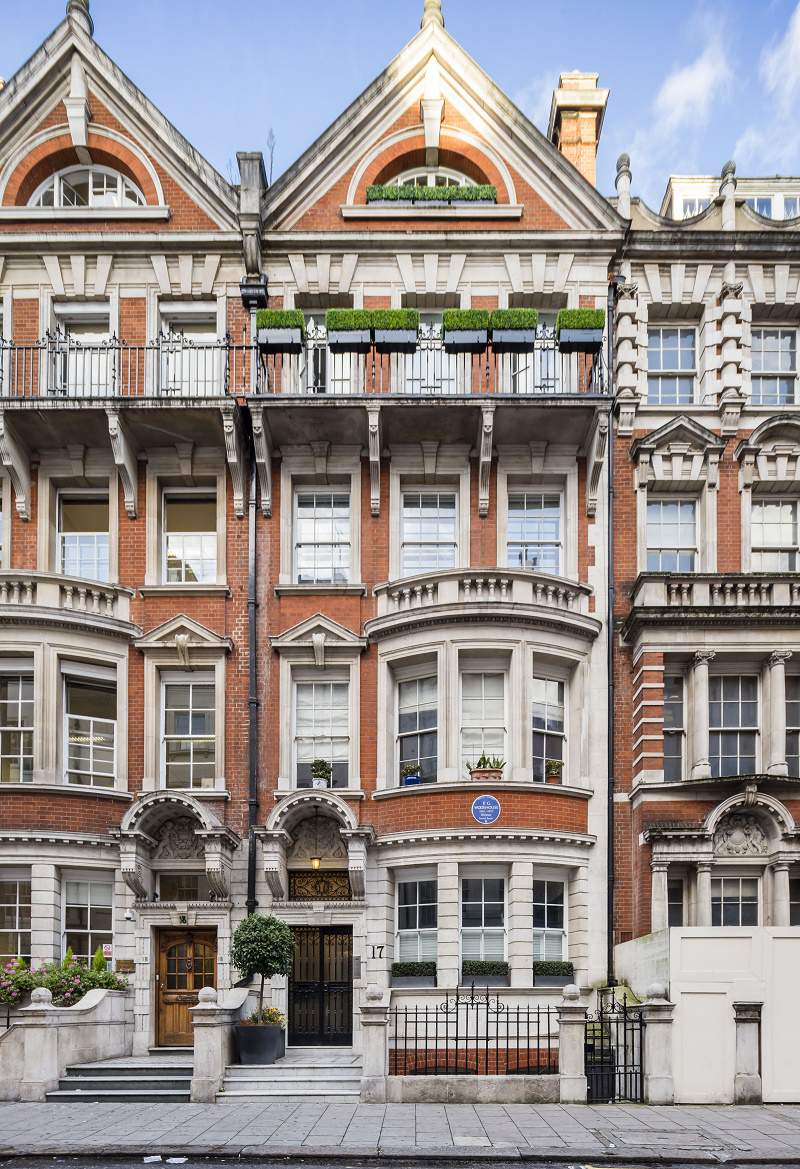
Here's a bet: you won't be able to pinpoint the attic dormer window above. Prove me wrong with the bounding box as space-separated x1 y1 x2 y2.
30 166 145 209
389 168 475 188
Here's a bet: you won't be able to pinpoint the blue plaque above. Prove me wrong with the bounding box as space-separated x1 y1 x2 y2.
471 794 501 825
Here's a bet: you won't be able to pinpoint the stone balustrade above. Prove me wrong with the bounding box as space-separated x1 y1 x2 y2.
374 567 591 620
630 573 800 612
0 570 136 633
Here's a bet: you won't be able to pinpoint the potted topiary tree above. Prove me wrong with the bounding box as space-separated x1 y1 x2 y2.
545 758 564 785
310 758 332 789
231 913 295 1065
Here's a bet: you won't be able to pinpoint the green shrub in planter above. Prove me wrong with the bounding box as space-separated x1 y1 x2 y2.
370 309 420 331
443 309 490 333
366 184 496 204
325 308 372 352
555 308 606 354
255 309 306 354
489 309 540 331
373 308 420 354
461 960 509 977
533 961 574 977
255 309 307 335
391 961 437 978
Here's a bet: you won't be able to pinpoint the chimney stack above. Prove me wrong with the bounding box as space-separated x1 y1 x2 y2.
548 72 609 187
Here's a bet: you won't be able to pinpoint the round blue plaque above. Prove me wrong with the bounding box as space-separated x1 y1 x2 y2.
471 794 501 825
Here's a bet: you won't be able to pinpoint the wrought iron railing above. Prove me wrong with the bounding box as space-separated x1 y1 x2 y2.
389 985 559 1076
584 991 644 1103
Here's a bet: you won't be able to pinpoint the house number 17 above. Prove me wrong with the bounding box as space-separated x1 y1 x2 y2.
368 944 384 960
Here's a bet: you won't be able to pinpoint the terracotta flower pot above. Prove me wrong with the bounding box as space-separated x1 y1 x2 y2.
468 767 504 783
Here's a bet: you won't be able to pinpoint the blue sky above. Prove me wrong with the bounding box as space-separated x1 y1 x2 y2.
4 1 800 207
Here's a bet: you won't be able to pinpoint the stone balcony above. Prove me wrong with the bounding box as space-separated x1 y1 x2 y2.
0 571 140 639
624 572 800 638
366 567 599 640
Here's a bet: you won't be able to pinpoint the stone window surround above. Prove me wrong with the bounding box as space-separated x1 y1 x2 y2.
144 450 227 589
375 630 587 789
41 291 119 344
636 302 714 407
635 460 718 575
278 447 362 588
35 450 119 582
736 420 800 573
495 446 579 580
387 445 471 580
0 473 11 569
147 292 226 344
0 631 128 791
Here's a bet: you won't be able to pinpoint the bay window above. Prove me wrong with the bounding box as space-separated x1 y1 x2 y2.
64 676 116 788
461 877 505 962
506 493 561 573
0 873 31 964
397 877 438 962
58 493 110 581
63 876 113 963
709 675 758 777
533 880 565 960
460 671 505 768
397 675 437 784
0 671 33 784
531 676 565 782
294 678 349 788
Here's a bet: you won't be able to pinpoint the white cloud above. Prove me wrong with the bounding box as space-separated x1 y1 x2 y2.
651 40 731 136
759 2 800 114
512 71 554 132
735 3 800 172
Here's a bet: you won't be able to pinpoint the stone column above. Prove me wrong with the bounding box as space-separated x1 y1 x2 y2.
436 860 460 988
641 982 675 1105
30 863 60 965
650 861 669 933
768 651 792 776
359 986 390 1103
557 984 588 1104
696 861 713 927
772 863 791 928
691 651 716 780
733 1002 763 1104
19 987 60 1101
508 860 534 988
190 986 241 1103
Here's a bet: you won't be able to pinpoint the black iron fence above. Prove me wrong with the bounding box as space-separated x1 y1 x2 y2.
585 991 644 1103
389 985 559 1076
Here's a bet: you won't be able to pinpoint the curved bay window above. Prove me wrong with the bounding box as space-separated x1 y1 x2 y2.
30 166 145 209
64 677 116 788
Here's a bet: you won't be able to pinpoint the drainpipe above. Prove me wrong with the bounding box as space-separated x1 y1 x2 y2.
606 275 618 986
246 449 259 915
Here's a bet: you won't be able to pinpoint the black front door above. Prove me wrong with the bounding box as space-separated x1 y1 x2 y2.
289 926 353 1045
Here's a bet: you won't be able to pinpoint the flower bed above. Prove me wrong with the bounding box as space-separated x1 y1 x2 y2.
0 950 128 1008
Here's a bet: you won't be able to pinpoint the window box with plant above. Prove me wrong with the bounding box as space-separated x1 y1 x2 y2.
372 308 420 353
310 758 332 790
390 960 437 988
533 959 574 987
545 758 564 785
231 913 294 1065
442 308 489 354
255 309 306 354
461 959 509 987
555 308 605 354
467 754 505 783
325 308 372 352
400 762 425 787
490 308 539 353
366 184 497 206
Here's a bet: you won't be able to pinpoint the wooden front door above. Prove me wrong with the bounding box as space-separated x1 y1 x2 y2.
156 929 216 1047
289 926 353 1046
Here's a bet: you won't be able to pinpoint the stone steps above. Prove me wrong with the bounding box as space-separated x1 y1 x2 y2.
218 1049 362 1103
46 1059 193 1103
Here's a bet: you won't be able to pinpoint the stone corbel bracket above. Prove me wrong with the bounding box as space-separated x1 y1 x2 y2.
366 403 381 516
249 404 273 517
477 405 495 518
257 828 291 900
0 410 31 520
106 408 138 518
340 827 375 898
196 828 239 900
118 838 151 900
220 402 247 518
585 413 609 517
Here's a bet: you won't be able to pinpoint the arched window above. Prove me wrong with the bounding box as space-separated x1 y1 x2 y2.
29 165 145 209
389 167 475 189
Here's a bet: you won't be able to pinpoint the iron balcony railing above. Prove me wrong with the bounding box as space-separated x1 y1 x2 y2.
0 332 605 399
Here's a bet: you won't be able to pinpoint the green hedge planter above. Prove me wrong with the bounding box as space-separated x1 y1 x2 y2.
255 309 306 354
556 308 605 354
533 959 574 987
366 184 497 204
490 308 539 353
325 308 372 353
391 960 437 988
373 308 420 353
443 308 489 354
461 959 509 987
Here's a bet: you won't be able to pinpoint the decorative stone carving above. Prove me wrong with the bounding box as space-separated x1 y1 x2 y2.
714 813 769 858
288 816 348 863
154 817 205 860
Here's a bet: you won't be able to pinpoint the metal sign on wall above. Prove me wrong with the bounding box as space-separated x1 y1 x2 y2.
471 794 501 825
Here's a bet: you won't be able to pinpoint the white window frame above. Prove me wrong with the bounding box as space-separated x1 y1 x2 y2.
390 168 475 188
292 486 352 585
159 670 216 791
709 673 760 778
505 490 563 574
162 487 218 585
710 874 760 927
62 664 117 789
788 674 800 780
0 869 32 963
396 671 438 786
750 496 799 571
292 670 351 790
681 198 710 218
460 873 507 966
61 871 115 963
459 668 507 773
0 665 34 785
533 878 567 961
57 488 111 582
646 325 697 406
531 674 566 783
496 458 578 581
750 327 797 407
396 870 438 963
746 195 774 218
30 166 145 210
400 487 459 576
145 455 226 589
663 672 685 783
645 496 698 572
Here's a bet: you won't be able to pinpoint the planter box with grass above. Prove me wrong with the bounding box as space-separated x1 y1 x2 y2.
461 960 509 987
556 308 605 354
372 309 420 353
391 961 437 988
533 960 574 987
442 309 489 353
366 184 497 206
325 308 372 352
256 309 306 354
490 308 539 353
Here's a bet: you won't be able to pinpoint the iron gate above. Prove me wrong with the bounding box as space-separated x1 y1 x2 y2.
585 990 644 1102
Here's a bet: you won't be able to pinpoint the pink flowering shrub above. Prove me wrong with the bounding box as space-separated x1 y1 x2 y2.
0 948 127 1008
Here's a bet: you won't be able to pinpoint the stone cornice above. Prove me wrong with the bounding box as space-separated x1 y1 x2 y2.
374 828 595 848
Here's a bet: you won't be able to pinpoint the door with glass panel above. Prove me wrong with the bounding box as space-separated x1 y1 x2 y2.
159 320 219 396
50 320 113 398
403 313 459 395
157 929 216 1046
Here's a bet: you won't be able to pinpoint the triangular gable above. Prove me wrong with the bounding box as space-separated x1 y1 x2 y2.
632 416 725 488
271 613 367 654
0 13 238 230
264 18 623 234
631 415 724 457
135 613 232 652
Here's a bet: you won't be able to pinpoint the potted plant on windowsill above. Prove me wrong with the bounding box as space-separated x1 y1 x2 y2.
545 758 564 785
311 758 332 789
231 913 295 1065
555 308 605 354
325 308 373 352
461 960 509 987
442 308 489 353
373 308 420 354
489 308 539 353
400 763 424 787
255 308 306 353
467 754 505 783
533 960 574 987
391 960 437 988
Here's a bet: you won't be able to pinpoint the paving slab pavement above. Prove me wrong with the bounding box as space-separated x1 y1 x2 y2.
5 1100 800 1163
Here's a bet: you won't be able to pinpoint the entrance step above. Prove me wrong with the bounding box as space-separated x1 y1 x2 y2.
46 1056 193 1103
219 1048 362 1103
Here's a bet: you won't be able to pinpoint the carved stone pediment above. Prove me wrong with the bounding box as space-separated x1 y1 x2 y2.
713 813 769 857
288 816 348 863
153 816 205 860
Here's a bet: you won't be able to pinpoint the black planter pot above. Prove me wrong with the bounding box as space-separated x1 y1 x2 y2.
391 975 437 988
374 329 418 354
443 329 488 354
533 974 572 987
557 328 604 354
257 327 303 354
327 330 372 353
491 329 537 353
461 974 509 987
234 1023 285 1065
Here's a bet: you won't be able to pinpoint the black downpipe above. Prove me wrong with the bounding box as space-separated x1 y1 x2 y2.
246 449 259 916
606 277 618 986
